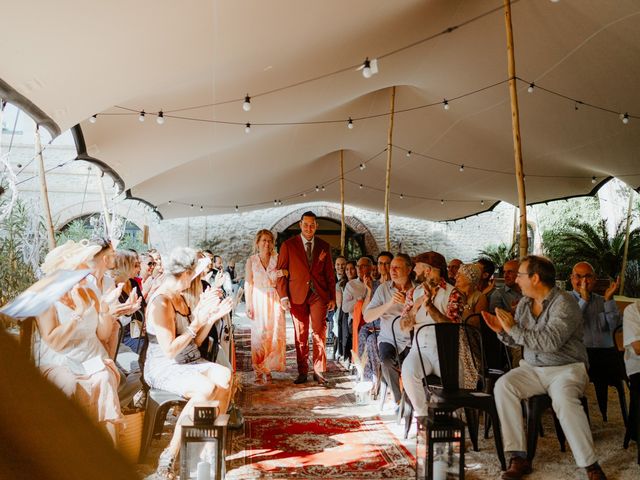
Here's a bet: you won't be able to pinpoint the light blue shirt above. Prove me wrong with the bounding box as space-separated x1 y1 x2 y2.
570 291 620 348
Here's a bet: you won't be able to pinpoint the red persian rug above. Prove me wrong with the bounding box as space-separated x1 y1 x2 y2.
226 416 415 479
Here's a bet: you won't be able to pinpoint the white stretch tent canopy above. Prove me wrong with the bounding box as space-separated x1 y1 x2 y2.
1 0 639 220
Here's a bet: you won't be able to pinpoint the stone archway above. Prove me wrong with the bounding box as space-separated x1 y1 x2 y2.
271 205 379 255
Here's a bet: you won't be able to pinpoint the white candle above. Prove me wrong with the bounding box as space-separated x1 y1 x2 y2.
196 461 211 480
433 459 448 480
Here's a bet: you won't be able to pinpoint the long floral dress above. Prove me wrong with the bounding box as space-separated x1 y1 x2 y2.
248 254 286 375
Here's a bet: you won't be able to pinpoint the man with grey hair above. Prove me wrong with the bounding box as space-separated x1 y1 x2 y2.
483 255 606 480
342 257 376 361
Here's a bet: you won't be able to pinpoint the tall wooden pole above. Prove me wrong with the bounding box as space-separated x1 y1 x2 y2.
384 86 396 251
35 126 56 250
503 0 528 257
619 191 634 295
96 169 112 240
340 149 346 255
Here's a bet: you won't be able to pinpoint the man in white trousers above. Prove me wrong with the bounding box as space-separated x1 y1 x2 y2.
482 255 606 480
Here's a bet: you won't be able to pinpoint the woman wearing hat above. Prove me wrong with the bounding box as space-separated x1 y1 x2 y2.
36 240 135 444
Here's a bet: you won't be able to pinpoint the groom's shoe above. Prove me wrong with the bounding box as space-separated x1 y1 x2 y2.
313 372 330 386
293 374 308 384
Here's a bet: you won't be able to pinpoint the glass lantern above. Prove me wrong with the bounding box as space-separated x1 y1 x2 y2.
416 411 465 480
180 405 228 480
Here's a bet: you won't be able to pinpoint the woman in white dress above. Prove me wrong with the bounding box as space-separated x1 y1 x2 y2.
36 240 137 443
145 247 233 480
244 229 286 383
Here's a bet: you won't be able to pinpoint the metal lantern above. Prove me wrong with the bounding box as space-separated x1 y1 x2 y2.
416 410 465 480
180 405 228 480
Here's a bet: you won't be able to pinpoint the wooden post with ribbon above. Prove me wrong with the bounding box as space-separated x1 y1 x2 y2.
384 86 396 251
95 169 112 240
340 149 346 255
619 191 634 295
35 126 56 251
503 0 528 257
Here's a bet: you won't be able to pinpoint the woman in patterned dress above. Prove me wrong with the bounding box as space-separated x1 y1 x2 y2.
244 229 287 383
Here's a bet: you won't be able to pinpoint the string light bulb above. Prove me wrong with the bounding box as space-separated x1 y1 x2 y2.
273 200 277 206
621 113 630 125
168 200 172 205
245 122 251 133
459 164 464 172
89 114 97 123
406 150 412 157
321 185 325 192
400 193 404 199
138 110 145 122
200 205 203 212
527 83 535 93
278 200 282 206
443 99 450 110
362 58 372 78
315 185 319 192
440 199 444 206
591 176 597 184
157 111 165 124
480 200 485 206
190 203 194 209
242 95 251 112
235 205 239 212
359 184 363 189
348 117 354 129
359 163 366 170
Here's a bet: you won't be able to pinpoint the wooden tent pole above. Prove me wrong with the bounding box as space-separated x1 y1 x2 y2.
95 169 112 240
619 191 634 295
503 0 528 257
340 149 346 255
384 86 396 251
35 126 56 251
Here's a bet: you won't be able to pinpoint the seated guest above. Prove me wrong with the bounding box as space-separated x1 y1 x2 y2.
623 301 640 447
36 240 135 443
145 247 234 479
447 258 462 283
328 255 347 343
400 251 463 417
364 254 414 410
343 257 376 356
490 260 522 313
336 260 357 360
112 249 145 353
377 251 394 283
477 257 497 297
483 255 606 480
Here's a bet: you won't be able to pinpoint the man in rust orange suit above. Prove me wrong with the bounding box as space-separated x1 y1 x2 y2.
277 211 336 384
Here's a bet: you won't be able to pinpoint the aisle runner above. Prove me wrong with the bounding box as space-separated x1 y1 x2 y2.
226 327 415 479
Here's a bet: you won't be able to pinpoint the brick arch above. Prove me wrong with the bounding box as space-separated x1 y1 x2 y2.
270 205 379 255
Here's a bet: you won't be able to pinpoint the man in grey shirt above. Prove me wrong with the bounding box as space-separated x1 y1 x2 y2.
490 259 522 313
482 255 606 480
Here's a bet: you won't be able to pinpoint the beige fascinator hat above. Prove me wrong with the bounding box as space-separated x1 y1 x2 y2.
41 240 102 275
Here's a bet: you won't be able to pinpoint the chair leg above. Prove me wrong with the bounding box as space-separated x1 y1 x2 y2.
487 405 507 471
614 380 628 428
139 396 160 462
526 401 541 464
403 403 413 439
484 410 492 439
465 408 479 452
379 380 388 412
593 380 609 422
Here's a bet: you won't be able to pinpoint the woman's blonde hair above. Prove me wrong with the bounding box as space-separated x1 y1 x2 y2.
164 247 198 276
254 229 275 254
112 250 138 279
41 240 101 274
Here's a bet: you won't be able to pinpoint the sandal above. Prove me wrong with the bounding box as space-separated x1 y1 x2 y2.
155 448 177 480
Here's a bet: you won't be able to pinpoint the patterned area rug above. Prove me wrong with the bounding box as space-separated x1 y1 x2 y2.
226 326 415 479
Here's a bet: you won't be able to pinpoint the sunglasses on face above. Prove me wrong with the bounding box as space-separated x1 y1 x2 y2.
147 261 157 267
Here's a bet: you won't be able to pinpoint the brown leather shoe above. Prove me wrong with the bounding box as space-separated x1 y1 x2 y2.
501 456 532 480
586 464 607 480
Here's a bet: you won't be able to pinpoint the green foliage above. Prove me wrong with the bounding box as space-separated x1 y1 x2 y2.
118 230 146 252
542 219 640 280
0 198 41 306
477 242 517 272
55 218 93 244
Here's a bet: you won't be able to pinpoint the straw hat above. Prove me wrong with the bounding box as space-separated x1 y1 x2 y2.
41 240 101 275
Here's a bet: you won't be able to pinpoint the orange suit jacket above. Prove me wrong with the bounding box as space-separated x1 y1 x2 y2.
276 235 336 305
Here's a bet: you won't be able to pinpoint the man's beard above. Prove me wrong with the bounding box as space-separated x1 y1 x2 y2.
415 272 426 283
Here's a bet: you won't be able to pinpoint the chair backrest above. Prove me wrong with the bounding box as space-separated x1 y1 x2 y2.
137 333 152 391
466 313 510 372
416 321 484 391
113 319 124 360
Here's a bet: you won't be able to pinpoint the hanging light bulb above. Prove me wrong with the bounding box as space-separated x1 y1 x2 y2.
480 200 485 206
459 164 464 172
273 200 277 206
359 184 363 189
200 205 203 212
406 150 412 157
591 176 597 184
89 114 97 123
278 200 283 206
400 193 404 199
443 99 450 110
315 185 319 192
138 110 146 122
348 117 354 129
321 185 325 192
621 113 630 125
359 163 366 170
242 95 251 112
245 122 251 133
362 58 372 78
157 110 165 124
527 83 535 93
168 200 172 205
190 203 194 209
235 205 239 212
302 192 307 197
440 199 444 206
